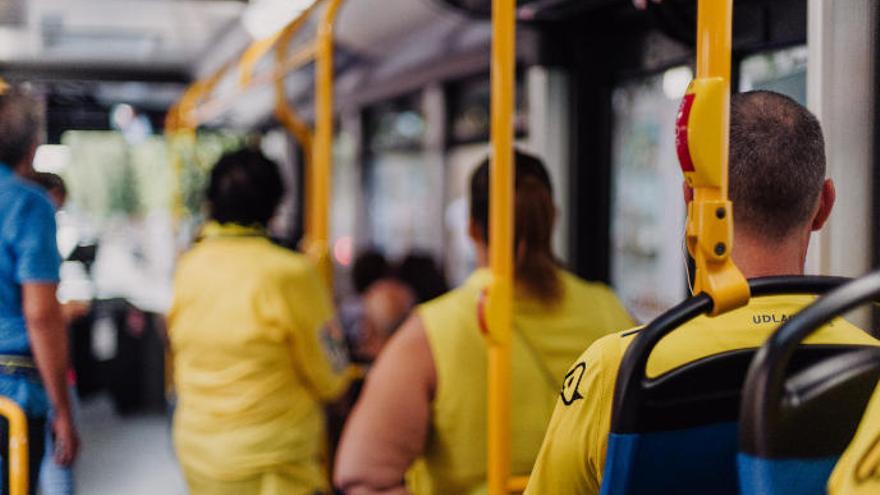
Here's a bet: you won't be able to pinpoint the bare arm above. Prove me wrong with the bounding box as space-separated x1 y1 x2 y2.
22 283 78 465
334 315 436 495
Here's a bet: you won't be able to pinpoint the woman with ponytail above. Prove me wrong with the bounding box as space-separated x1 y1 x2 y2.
334 151 632 495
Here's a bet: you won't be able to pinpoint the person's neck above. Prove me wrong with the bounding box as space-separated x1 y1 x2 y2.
732 229 809 279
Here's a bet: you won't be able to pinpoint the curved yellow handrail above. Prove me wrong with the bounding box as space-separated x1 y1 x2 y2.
273 9 317 154
485 0 516 494
678 0 749 315
0 397 28 495
172 0 341 290
239 31 284 88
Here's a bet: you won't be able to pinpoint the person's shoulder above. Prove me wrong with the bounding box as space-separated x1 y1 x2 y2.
566 326 640 378
417 284 471 332
419 284 464 311
560 270 623 303
258 245 321 281
7 177 53 213
820 317 880 346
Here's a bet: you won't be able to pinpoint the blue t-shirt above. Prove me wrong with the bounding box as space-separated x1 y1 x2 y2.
0 164 60 417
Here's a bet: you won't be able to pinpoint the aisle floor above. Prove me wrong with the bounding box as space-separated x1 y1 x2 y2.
75 395 185 494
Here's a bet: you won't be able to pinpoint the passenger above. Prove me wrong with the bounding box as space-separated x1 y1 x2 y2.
30 171 81 495
168 149 356 495
339 249 391 360
0 88 79 494
395 253 449 304
354 278 416 362
524 90 880 494
32 172 66 210
334 151 633 494
827 382 880 494
351 249 390 295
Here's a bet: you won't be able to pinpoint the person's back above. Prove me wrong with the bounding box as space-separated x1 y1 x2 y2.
411 269 631 494
169 150 353 494
525 91 880 495
335 151 632 495
0 171 58 360
0 87 77 494
171 227 341 480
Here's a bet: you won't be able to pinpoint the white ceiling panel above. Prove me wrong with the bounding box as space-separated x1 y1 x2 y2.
0 0 245 73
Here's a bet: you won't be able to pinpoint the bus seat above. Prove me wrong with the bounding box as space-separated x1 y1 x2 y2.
738 271 880 495
600 276 864 495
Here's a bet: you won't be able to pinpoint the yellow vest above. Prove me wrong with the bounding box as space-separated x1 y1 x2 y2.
411 268 633 495
169 223 351 487
828 382 880 494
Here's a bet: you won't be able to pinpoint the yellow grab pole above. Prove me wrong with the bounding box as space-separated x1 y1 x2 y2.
486 0 515 494
273 7 316 182
310 0 344 290
271 0 321 143
239 31 284 88
678 0 749 315
0 398 28 495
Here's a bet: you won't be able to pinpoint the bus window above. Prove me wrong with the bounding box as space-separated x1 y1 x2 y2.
364 94 442 260
443 75 529 286
739 45 808 105
610 67 691 323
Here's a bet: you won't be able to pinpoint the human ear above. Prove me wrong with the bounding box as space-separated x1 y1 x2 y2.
810 179 836 231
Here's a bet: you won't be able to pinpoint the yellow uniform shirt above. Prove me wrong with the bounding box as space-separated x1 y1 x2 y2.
169 223 351 489
411 269 633 495
525 294 879 495
828 382 880 494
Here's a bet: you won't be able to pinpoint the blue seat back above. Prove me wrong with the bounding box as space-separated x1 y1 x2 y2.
737 273 880 495
603 277 858 495
736 453 838 495
600 422 739 495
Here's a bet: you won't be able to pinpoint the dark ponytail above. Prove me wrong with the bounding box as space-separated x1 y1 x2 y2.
470 151 561 304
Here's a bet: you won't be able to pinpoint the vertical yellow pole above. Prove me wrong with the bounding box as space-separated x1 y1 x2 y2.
695 0 732 197
487 0 515 494
311 0 344 290
0 398 28 495
680 0 747 313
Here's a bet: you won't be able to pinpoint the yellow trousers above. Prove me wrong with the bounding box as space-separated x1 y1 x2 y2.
183 464 327 495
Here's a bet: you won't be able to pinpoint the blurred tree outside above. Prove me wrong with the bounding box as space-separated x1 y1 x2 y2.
62 130 246 221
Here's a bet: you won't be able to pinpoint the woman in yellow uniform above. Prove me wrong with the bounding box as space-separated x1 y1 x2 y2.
169 149 354 495
334 151 633 495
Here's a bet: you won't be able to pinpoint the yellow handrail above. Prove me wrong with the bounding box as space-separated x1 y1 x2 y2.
272 6 317 257
307 0 344 290
239 31 284 88
678 0 749 315
0 397 28 495
485 0 516 494
172 0 340 290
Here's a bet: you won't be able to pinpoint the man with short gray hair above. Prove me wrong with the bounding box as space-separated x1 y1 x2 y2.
0 87 78 494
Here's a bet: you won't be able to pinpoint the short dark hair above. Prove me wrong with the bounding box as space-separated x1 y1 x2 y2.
0 88 41 167
352 249 389 294
395 252 449 303
32 171 67 199
729 91 826 239
206 148 284 227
